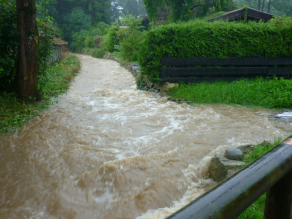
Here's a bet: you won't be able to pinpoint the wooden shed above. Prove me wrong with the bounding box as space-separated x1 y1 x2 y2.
207 8 277 22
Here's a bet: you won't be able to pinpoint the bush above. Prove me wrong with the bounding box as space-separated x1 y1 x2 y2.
138 17 292 83
104 23 119 52
120 32 145 61
85 36 95 48
71 25 103 52
92 48 106 58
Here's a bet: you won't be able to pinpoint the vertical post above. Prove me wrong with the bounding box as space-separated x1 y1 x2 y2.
264 170 292 219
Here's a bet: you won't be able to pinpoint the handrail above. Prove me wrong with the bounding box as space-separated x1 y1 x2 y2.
166 137 292 219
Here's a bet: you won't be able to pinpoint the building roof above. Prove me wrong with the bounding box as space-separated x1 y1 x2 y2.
207 8 278 22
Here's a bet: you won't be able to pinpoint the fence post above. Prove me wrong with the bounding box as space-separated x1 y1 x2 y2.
264 169 292 219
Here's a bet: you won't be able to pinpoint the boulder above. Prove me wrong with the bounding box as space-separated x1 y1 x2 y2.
159 91 168 97
148 88 159 93
209 154 245 182
160 82 179 92
142 75 154 88
224 148 243 161
236 144 255 154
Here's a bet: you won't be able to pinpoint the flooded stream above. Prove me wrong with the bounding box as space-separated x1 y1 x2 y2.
0 55 291 219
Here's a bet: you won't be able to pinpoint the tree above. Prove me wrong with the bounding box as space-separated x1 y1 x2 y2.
235 0 292 16
111 0 147 18
60 7 92 44
15 0 38 97
142 0 236 22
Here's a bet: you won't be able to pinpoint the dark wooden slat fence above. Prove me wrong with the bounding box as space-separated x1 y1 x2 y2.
161 57 292 84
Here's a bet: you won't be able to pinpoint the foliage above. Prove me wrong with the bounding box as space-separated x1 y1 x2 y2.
104 23 120 52
111 0 147 20
120 32 146 61
235 0 292 16
120 14 145 31
96 22 110 35
0 92 49 135
168 77 292 108
92 48 107 58
71 25 104 52
0 54 81 135
0 0 19 90
104 14 145 61
61 7 92 44
138 17 292 83
37 0 112 44
142 0 236 22
42 54 81 98
36 9 56 98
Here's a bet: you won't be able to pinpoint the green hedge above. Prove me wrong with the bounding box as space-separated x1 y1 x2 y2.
138 17 292 83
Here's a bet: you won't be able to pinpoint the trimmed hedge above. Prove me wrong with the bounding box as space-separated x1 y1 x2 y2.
138 17 292 83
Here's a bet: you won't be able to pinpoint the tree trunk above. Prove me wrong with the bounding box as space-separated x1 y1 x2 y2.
16 0 38 98
262 0 265 11
267 0 272 13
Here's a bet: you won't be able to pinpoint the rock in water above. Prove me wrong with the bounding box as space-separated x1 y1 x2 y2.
209 154 245 182
160 82 179 92
225 148 243 161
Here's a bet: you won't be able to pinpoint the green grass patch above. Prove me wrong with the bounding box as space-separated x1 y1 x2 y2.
168 77 292 108
0 54 81 135
237 138 284 218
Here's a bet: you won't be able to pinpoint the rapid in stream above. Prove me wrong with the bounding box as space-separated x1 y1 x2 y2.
0 55 291 219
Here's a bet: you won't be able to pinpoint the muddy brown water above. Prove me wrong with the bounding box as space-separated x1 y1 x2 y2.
0 55 291 219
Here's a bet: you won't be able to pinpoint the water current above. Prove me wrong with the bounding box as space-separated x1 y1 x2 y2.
0 55 292 219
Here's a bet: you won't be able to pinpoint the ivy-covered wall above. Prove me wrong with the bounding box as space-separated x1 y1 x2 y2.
138 18 292 83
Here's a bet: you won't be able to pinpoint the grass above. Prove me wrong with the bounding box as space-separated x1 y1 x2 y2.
168 77 292 108
0 53 81 135
237 138 284 219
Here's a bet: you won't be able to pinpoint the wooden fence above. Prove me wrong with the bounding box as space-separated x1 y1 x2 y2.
161 57 292 84
166 137 292 219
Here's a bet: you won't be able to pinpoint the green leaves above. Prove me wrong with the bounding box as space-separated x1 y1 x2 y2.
0 0 19 89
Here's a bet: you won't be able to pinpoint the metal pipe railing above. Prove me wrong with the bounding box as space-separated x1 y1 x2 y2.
166 137 292 219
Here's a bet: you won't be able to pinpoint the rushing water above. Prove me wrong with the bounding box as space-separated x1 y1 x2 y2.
0 55 291 219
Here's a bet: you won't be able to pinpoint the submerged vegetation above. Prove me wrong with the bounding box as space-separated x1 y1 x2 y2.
0 54 81 135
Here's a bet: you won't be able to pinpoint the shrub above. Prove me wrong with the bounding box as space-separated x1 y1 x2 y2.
104 23 119 52
71 26 103 52
85 36 96 48
120 32 145 61
138 17 292 83
92 48 106 58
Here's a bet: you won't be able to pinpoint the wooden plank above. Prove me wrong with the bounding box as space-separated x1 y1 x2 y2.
161 57 292 66
268 58 292 66
268 67 292 76
161 57 269 66
161 67 268 77
162 77 292 84
161 77 242 84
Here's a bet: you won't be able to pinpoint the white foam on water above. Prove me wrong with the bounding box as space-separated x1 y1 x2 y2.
277 111 292 117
